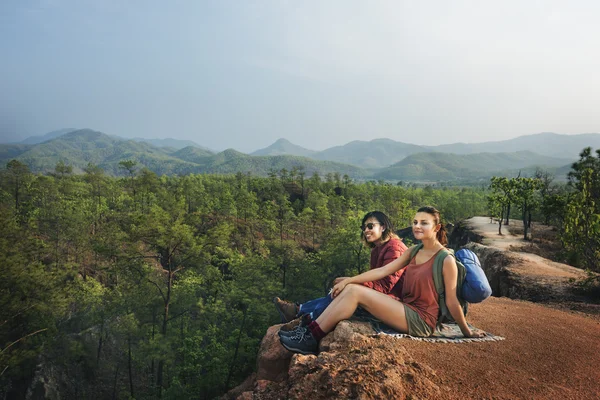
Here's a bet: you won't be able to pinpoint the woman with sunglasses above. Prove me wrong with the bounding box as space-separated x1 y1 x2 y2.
274 211 408 323
279 206 486 355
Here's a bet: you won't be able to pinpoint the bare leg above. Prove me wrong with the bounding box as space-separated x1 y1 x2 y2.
315 284 409 333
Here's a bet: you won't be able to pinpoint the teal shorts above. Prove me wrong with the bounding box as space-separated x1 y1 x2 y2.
403 304 434 337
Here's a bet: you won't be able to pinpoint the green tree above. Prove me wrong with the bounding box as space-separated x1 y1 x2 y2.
513 177 542 240
489 176 517 234
3 160 31 217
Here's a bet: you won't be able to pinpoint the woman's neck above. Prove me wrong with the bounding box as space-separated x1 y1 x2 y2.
373 238 386 247
421 238 442 250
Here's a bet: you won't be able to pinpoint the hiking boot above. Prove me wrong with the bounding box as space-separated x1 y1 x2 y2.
278 324 308 338
273 297 299 323
279 328 319 355
279 313 312 334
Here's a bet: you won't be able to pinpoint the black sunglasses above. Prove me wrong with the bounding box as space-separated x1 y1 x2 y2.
361 222 380 231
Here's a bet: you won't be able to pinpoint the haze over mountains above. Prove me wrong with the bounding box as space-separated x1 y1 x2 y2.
2 129 596 183
251 133 599 168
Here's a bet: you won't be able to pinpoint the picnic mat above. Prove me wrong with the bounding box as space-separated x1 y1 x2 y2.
352 310 505 343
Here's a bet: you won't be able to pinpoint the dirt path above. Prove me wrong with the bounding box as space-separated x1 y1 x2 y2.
465 216 588 282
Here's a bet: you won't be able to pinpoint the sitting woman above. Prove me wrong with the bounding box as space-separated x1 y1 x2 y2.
279 206 485 355
274 211 408 323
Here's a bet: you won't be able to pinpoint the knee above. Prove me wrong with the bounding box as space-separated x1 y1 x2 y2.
344 283 365 298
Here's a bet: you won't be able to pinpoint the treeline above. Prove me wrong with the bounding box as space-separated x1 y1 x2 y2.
488 146 600 274
0 160 488 399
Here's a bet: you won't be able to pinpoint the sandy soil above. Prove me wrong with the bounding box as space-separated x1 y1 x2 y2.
402 296 600 399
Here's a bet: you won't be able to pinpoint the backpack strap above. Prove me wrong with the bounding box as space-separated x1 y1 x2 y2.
431 248 468 327
408 244 423 262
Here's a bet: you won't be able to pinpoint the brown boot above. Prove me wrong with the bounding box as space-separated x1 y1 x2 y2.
273 297 299 323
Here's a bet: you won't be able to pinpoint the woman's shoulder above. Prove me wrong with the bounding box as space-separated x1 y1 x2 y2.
386 235 408 251
441 250 458 268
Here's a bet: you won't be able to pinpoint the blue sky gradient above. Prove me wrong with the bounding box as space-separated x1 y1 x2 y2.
1 1 599 152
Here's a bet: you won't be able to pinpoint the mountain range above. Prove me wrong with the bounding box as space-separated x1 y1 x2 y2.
2 129 594 183
251 133 600 168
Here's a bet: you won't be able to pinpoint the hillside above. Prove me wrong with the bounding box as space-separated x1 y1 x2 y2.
17 128 77 144
172 146 215 163
11 129 196 175
252 133 598 169
3 129 588 182
252 138 317 158
198 151 367 178
129 137 210 151
1 129 367 178
313 138 427 168
427 132 600 159
373 151 572 181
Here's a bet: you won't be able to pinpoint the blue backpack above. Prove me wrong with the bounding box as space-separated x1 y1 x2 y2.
455 248 492 303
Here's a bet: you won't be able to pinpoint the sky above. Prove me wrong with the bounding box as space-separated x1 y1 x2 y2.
1 0 600 153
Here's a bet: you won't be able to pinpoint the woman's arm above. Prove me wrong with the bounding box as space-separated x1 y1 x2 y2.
331 245 416 297
442 256 485 338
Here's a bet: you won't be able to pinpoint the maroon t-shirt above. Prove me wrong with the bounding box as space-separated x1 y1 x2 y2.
363 237 408 295
401 250 441 329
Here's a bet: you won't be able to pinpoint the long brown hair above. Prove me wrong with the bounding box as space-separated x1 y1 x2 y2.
416 206 447 246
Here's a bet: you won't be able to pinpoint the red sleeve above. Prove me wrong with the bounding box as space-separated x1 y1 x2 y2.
366 239 408 294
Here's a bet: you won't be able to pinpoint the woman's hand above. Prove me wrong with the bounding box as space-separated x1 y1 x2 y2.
464 328 486 338
331 279 350 298
333 277 348 285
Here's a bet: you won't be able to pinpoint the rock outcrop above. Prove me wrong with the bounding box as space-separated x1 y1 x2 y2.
223 321 442 400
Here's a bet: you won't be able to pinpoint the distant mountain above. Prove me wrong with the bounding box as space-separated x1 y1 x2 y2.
1 129 367 178
11 129 195 175
129 137 211 151
373 151 573 182
0 144 33 160
313 138 426 168
251 138 317 157
19 128 78 144
425 132 600 159
172 146 215 164
2 128 588 182
198 151 366 177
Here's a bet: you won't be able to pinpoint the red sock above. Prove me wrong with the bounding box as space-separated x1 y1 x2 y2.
308 321 326 341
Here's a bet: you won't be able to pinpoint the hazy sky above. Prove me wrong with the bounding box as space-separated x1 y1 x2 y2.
1 1 599 152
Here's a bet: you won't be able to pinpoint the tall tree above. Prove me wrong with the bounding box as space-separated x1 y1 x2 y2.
513 177 542 240
3 160 31 215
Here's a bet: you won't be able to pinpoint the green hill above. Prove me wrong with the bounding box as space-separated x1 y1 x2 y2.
251 138 317 157
1 129 367 178
373 151 573 181
313 138 426 168
2 129 578 182
172 146 215 163
426 132 600 159
198 152 366 178
0 144 33 160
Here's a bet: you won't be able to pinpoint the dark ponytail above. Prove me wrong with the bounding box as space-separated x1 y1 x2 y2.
416 206 448 246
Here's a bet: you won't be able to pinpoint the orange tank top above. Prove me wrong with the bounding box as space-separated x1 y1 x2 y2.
400 250 440 329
